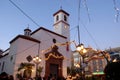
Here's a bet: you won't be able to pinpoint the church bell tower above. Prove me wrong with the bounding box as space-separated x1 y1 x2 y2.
53 9 70 41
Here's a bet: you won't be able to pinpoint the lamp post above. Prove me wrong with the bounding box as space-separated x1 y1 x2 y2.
76 44 87 80
76 1 87 78
33 55 41 80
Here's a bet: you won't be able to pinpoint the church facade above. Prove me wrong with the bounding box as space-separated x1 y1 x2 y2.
0 9 72 79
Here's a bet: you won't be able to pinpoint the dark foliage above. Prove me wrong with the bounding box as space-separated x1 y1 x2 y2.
104 61 120 80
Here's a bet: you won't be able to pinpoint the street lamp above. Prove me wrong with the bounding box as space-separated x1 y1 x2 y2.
76 44 87 54
76 43 84 51
33 55 41 80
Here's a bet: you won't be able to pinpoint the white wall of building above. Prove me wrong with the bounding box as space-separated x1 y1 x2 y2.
31 29 72 77
9 37 40 79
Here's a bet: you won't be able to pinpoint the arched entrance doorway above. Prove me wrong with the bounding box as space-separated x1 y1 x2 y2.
44 45 64 79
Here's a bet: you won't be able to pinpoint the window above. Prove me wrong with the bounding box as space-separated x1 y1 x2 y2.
93 60 96 65
92 60 97 72
1 61 5 71
56 15 59 21
99 59 102 66
64 15 67 21
10 55 13 61
98 59 103 71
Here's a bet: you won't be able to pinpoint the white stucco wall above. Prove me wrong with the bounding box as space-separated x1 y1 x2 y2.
10 37 40 79
0 49 14 75
31 29 72 77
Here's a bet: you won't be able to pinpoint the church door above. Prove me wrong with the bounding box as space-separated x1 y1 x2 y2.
45 56 63 79
50 64 58 78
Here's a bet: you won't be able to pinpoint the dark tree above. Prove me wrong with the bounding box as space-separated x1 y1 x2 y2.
104 61 120 80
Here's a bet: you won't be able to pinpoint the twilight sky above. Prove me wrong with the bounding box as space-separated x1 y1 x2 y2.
0 0 120 51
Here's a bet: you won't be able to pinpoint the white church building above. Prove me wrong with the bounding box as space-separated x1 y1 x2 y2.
0 9 72 79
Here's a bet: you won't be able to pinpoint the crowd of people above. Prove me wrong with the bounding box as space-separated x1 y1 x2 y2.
0 72 66 80
0 72 14 80
1 61 120 80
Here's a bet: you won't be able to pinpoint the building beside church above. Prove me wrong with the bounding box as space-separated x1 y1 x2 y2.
0 9 72 79
106 47 120 62
72 48 109 79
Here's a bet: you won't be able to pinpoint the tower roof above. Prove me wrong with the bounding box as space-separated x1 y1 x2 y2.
53 9 69 16
24 27 31 32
